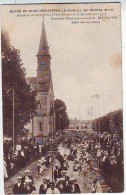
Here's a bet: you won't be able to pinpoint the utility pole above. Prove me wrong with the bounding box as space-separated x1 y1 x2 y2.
13 89 15 153
59 112 60 131
51 107 63 182
32 118 34 139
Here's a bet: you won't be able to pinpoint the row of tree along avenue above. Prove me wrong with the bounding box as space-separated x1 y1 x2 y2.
92 109 123 192
92 109 123 138
2 30 69 139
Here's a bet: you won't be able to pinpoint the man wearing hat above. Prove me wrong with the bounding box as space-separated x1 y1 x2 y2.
46 182 60 194
73 161 79 179
13 176 22 194
37 160 42 176
64 175 71 193
54 164 62 183
21 170 36 193
69 178 81 193
21 177 36 194
56 178 65 194
20 178 33 194
21 170 34 185
39 177 50 194
61 170 67 179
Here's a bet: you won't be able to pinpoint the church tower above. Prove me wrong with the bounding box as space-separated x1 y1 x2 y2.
26 18 54 143
36 18 54 141
37 17 51 86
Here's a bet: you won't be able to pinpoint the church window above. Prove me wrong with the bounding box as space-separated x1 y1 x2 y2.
38 102 41 110
39 122 42 132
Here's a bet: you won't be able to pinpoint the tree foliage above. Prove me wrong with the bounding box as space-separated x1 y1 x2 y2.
54 99 69 131
2 30 38 137
92 109 123 138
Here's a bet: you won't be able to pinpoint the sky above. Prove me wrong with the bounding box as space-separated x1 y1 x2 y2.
1 3 122 120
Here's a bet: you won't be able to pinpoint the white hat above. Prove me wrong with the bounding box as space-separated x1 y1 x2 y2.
70 178 76 181
61 170 67 173
58 178 65 182
25 178 32 183
17 176 22 180
25 170 31 173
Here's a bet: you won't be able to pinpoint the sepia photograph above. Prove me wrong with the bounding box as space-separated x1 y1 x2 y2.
1 2 124 194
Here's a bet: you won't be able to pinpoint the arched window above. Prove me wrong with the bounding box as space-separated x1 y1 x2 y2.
38 102 41 110
39 122 42 132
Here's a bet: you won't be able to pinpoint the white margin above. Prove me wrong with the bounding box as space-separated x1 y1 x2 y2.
0 1 126 195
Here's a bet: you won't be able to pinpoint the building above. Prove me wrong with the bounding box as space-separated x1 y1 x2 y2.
26 18 54 143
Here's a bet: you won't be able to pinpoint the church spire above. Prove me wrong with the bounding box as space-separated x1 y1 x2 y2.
37 16 50 57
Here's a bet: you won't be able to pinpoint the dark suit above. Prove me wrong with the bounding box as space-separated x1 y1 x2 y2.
64 182 71 193
21 175 34 185
69 183 81 193
21 176 36 194
54 169 62 183
20 183 36 194
13 183 22 194
20 185 31 194
39 183 50 194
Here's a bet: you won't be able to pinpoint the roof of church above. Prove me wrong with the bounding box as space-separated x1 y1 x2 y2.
37 17 50 57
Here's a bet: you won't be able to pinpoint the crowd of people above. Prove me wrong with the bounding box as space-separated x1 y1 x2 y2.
5 129 123 194
11 130 100 194
96 132 123 174
4 137 51 179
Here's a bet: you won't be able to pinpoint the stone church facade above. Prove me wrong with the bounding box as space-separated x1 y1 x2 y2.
26 19 54 143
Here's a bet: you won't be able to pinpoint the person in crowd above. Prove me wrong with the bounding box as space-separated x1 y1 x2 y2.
69 178 81 193
56 151 64 169
37 160 42 177
61 170 67 179
6 154 13 177
21 170 34 186
40 162 44 175
56 178 65 194
20 150 25 166
54 164 62 183
39 177 50 194
21 178 36 194
96 149 102 168
43 159 47 173
64 175 71 193
46 182 60 194
90 178 98 193
13 176 22 194
63 158 69 171
4 158 8 180
73 160 79 179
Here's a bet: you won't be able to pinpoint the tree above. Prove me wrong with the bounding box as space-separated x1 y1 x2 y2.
2 30 38 137
92 109 123 138
54 99 69 131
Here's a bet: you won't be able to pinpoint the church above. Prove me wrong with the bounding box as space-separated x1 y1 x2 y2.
26 18 54 143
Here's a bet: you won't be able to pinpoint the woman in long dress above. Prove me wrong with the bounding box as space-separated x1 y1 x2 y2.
4 159 8 179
